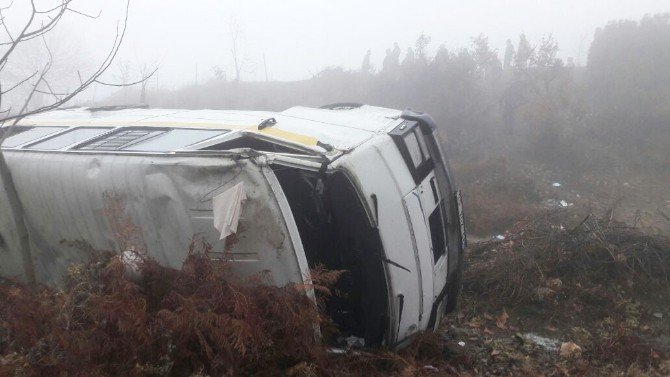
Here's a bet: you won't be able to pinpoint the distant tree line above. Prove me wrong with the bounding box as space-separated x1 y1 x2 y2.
106 14 670 175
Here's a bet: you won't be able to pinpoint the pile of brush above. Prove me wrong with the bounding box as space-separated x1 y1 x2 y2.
464 210 670 304
453 210 670 374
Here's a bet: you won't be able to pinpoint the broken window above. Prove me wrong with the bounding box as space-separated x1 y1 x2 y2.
25 127 112 150
1 127 66 148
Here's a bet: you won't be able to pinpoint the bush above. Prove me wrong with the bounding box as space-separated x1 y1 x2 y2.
0 243 342 376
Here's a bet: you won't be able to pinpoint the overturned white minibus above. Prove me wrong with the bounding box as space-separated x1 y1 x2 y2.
0 104 466 348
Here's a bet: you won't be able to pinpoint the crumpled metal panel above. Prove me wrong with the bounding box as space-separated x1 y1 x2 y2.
1 151 308 287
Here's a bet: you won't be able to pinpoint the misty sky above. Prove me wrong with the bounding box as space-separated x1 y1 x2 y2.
62 0 670 88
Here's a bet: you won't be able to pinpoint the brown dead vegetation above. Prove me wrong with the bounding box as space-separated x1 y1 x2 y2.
2 170 670 376
465 211 670 304
453 210 670 375
0 242 344 376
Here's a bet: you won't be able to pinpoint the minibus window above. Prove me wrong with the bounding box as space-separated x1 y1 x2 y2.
1 127 65 148
78 129 167 151
124 129 227 151
415 128 429 160
389 121 434 184
26 128 112 150
0 126 28 141
429 206 446 261
403 131 423 168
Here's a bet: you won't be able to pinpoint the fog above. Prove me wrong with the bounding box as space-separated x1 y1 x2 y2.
2 0 669 208
2 2 670 374
17 0 665 226
61 0 670 86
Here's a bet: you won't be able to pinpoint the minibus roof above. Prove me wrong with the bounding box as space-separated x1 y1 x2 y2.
14 105 403 153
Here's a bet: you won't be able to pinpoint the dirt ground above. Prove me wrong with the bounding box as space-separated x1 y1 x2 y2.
454 158 670 238
438 219 670 376
422 159 670 376
327 210 670 376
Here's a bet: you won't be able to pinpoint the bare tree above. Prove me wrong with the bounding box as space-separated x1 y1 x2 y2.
116 60 132 101
138 62 154 103
230 21 243 82
361 49 373 74
414 33 432 63
211 65 226 81
229 17 254 82
0 0 156 283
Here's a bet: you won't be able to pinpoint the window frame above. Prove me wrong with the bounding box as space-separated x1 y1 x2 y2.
428 203 447 262
75 127 170 151
24 127 114 151
0 126 68 149
74 126 231 152
389 120 434 184
122 128 229 152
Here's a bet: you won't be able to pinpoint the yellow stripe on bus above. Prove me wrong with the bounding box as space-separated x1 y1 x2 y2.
253 127 319 146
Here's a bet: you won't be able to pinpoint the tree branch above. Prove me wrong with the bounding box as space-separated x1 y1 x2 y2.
0 0 136 124
0 7 15 42
0 0 38 68
65 7 101 19
0 0 73 49
0 0 134 287
0 71 38 95
35 78 68 101
14 63 51 118
94 66 158 87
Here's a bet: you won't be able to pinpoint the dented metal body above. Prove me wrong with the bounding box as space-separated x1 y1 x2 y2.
0 105 466 348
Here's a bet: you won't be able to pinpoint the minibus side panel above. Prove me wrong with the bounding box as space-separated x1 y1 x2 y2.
0 152 310 287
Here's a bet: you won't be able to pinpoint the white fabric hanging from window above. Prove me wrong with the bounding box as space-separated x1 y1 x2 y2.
212 181 247 239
